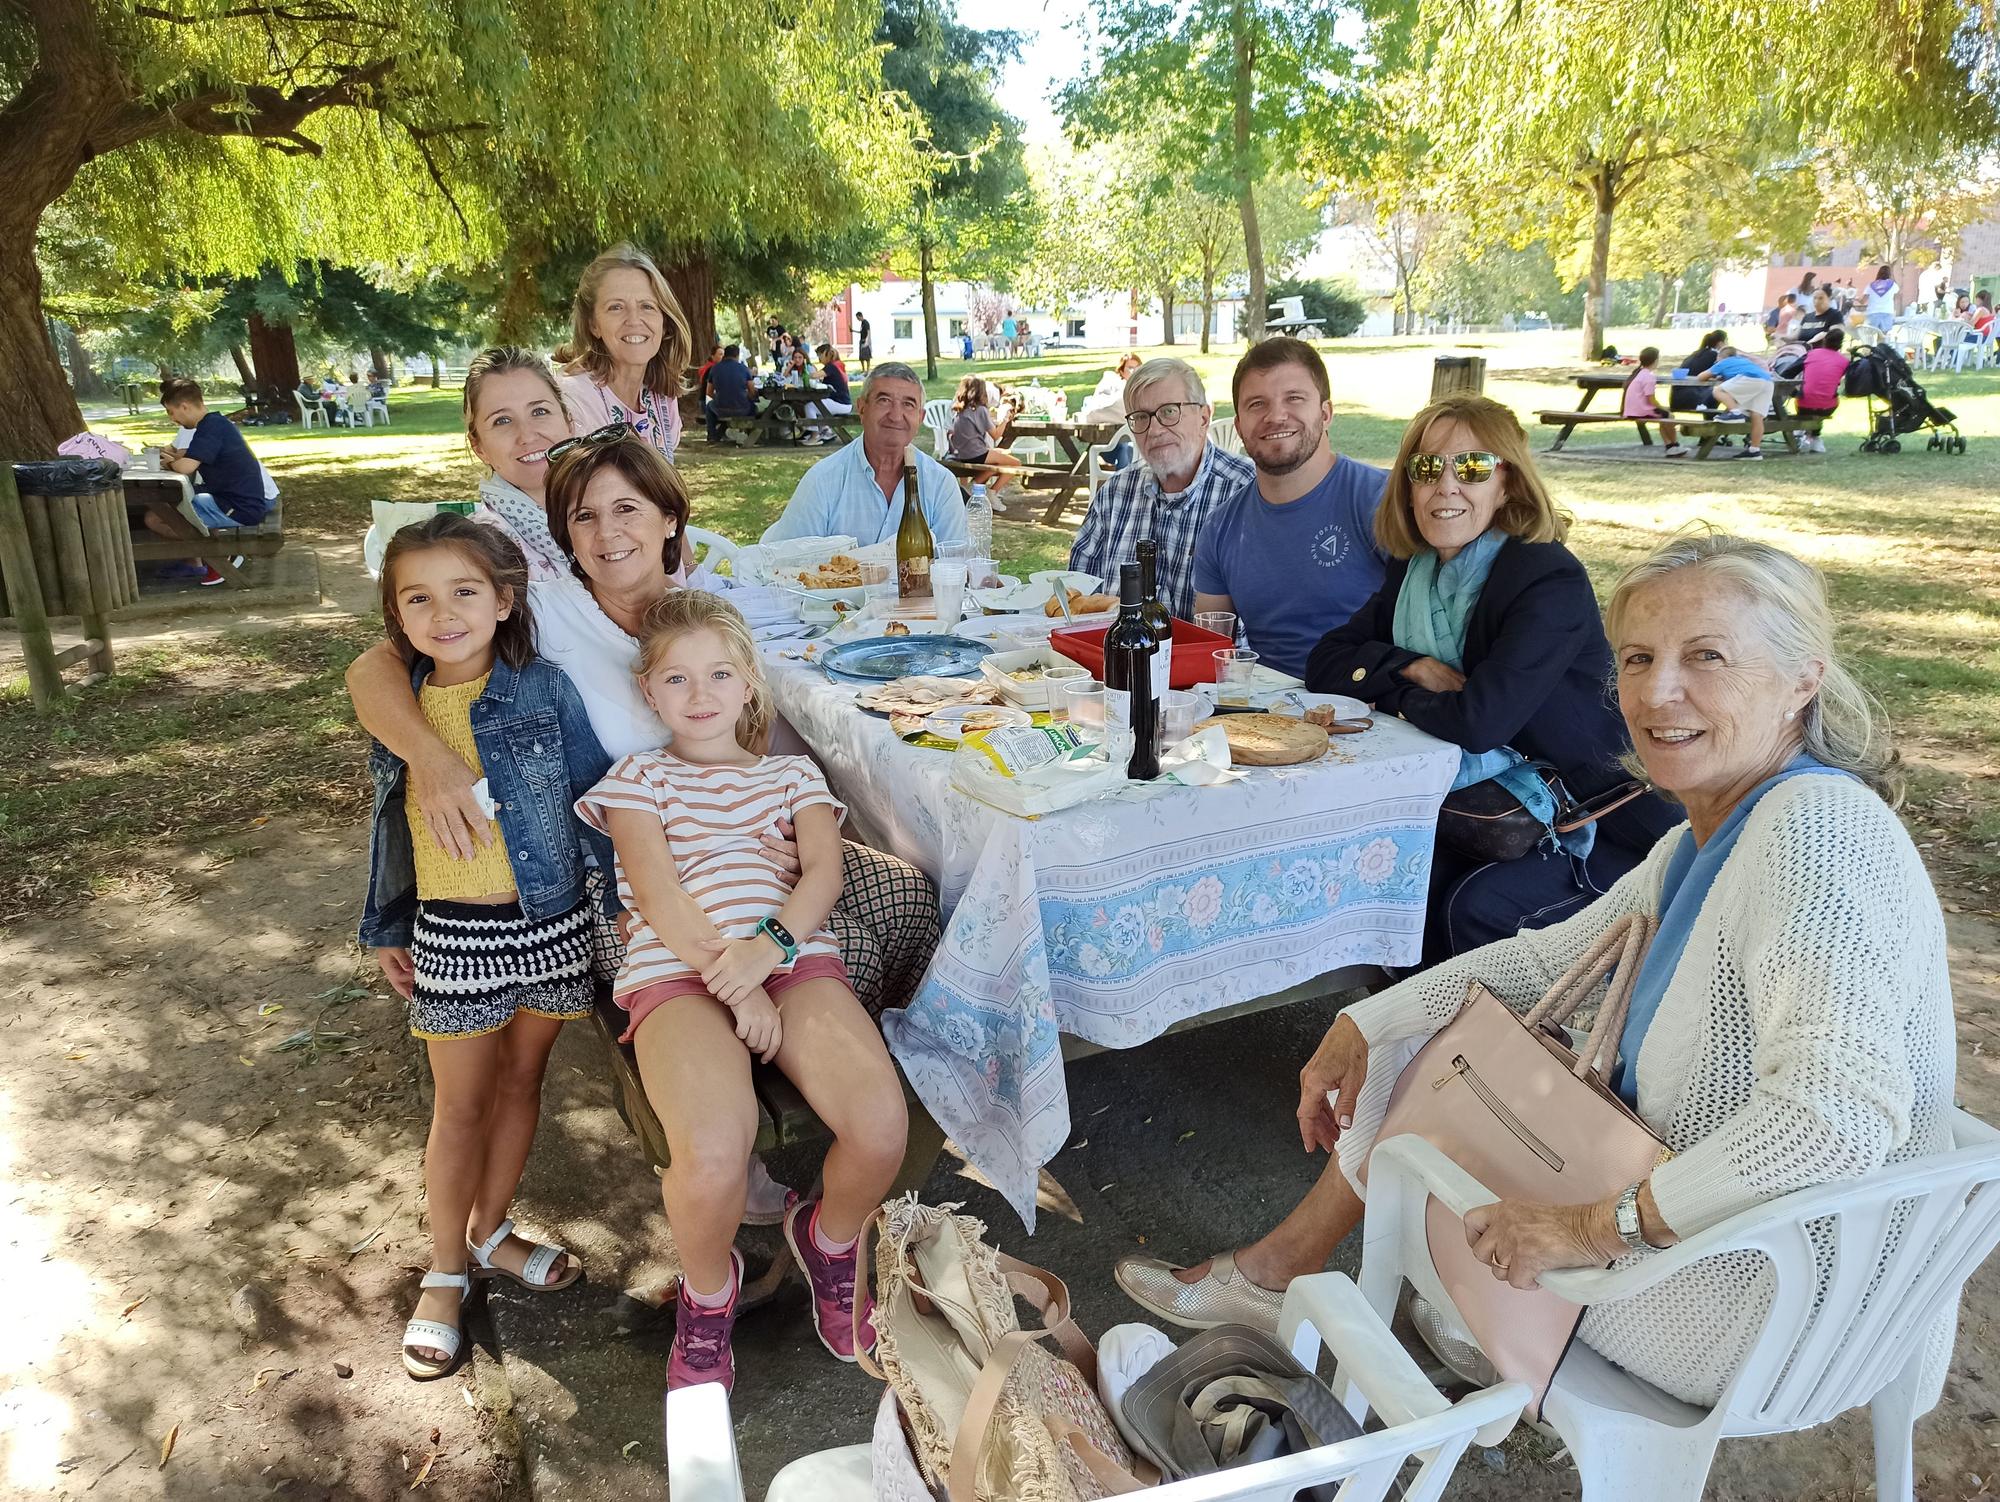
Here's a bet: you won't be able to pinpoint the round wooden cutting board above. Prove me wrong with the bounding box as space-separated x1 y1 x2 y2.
1193 712 1327 766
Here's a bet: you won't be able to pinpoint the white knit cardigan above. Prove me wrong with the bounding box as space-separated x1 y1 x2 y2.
1339 773 1959 1408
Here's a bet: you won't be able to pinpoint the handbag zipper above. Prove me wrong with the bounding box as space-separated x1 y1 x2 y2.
1432 1054 1565 1172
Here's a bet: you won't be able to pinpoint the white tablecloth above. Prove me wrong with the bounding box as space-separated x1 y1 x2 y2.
767 662 1460 1226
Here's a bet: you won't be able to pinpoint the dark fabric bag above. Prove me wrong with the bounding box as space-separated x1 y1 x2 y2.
1437 766 1650 864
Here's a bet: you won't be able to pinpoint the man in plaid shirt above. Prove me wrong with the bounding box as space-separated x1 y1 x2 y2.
1068 358 1254 619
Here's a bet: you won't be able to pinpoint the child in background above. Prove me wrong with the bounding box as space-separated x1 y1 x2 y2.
1699 346 1777 461
578 591 906 1393
1622 347 1687 460
1796 326 1849 454
361 514 615 1381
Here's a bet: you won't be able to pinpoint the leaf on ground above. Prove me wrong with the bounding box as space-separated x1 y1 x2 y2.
121 1294 147 1318
158 1424 178 1469
247 1366 277 1393
622 1440 640 1457
409 1450 438 1489
250 816 270 827
257 1002 283 1016
238 1056 255 1067
1176 1130 1196 1143
66 1051 87 1061
349 1227 383 1255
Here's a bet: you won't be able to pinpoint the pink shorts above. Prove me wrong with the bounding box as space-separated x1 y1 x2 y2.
618 954 852 1042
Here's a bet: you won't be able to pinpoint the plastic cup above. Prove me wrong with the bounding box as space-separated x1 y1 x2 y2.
1041 664 1089 717
1063 680 1107 752
858 560 895 616
967 555 1002 593
1195 611 1238 644
931 560 968 629
1214 648 1260 705
1160 688 1203 745
936 539 975 562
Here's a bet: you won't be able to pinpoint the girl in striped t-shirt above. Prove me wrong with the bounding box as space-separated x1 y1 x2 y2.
577 591 906 1392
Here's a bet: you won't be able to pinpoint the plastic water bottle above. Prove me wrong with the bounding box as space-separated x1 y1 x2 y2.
965 483 994 558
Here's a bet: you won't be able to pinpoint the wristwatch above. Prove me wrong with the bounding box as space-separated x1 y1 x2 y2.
754 915 799 964
1613 1182 1658 1252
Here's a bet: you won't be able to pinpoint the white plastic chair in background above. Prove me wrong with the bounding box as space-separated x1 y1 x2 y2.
666 1271 1530 1502
344 388 375 428
366 392 391 426
1210 415 1244 455
682 525 741 577
923 397 955 457
295 390 325 431
1086 422 1132 507
1359 1110 2000 1501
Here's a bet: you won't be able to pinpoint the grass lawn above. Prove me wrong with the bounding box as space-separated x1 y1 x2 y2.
7 327 1996 912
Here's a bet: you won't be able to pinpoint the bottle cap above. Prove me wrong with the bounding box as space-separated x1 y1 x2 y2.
1119 561 1142 606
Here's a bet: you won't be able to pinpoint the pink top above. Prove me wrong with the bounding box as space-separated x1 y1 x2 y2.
559 371 683 459
1621 367 1662 418
1799 349 1849 411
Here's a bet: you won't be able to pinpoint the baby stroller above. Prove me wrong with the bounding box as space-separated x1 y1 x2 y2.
1845 342 1965 453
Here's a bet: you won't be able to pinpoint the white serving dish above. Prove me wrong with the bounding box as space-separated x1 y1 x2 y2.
954 610 1118 650
973 569 1099 614
977 646 1093 711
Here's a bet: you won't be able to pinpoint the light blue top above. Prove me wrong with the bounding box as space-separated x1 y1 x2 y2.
761 438 971 549
1707 355 1772 383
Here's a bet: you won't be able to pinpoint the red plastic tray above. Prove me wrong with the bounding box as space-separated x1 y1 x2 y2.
1049 618 1234 688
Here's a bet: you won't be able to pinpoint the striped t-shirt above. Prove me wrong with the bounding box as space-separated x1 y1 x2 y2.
576 750 844 1001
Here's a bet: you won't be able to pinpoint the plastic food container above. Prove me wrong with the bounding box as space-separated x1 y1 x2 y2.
1048 619 1235 688
978 645 1091 710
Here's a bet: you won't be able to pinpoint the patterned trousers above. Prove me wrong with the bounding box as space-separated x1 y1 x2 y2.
589 841 940 1020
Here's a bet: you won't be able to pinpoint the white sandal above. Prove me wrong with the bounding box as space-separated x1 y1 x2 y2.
402 1270 471 1380
467 1217 583 1292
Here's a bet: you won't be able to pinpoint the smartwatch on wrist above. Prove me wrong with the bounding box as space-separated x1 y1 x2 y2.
755 915 798 964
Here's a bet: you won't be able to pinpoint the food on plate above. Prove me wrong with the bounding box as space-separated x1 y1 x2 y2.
1303 703 1335 729
832 599 854 615
796 553 865 588
959 710 1008 731
882 620 911 636
1007 666 1046 682
854 675 1004 715
1043 587 1118 618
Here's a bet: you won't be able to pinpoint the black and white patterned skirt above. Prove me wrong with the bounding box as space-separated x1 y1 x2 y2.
408 897 594 1040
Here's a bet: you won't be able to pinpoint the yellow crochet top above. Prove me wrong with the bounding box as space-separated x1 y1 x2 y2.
407 672 517 901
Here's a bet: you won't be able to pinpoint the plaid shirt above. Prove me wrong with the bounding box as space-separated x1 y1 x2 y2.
1067 443 1256 619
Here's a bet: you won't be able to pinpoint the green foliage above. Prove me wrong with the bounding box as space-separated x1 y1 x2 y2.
1260 276 1367 337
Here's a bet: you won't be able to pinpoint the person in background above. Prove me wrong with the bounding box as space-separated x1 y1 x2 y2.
1069 357 1253 620
557 243 693 460
855 312 873 373
1793 286 1846 350
960 328 975 361
704 344 756 444
1698 346 1777 461
801 342 852 446
945 374 1024 495
765 322 786 366
1082 352 1145 471
1191 338 1390 678
1623 347 1687 459
368 370 389 403
1768 293 1800 343
1863 265 1900 334
762 363 970 548
1794 270 1819 310
695 343 724 397
155 376 268 584
1796 326 1847 454
1668 329 1728 430
1000 311 1018 357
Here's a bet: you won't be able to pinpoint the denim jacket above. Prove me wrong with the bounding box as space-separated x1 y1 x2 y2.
359 655 618 949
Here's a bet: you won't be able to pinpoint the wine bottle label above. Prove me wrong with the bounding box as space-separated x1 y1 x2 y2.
1150 641 1172 701
1103 686 1135 763
898 557 932 598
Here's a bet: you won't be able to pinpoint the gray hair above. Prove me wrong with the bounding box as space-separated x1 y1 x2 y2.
1605 530 1902 806
1123 357 1207 412
862 362 924 401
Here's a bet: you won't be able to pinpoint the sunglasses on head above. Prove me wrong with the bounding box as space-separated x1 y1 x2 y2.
546 421 631 464
1405 449 1500 485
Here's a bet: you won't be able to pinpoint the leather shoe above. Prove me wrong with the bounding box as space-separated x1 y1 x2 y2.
1112 1249 1283 1335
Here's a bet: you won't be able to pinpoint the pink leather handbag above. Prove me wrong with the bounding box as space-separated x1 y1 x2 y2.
1364 912 1670 1416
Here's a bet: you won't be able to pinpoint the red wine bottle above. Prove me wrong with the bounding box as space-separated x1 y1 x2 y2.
1136 538 1173 700
1101 562 1160 780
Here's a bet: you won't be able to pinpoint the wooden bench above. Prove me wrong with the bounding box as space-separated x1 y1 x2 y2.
1679 415 1823 458
941 458 1088 523
1535 410 1668 450
127 491 285 586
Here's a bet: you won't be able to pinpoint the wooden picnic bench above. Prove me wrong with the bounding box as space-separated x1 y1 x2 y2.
124 469 285 585
987 418 1121 524
713 386 859 448
1538 370 1803 453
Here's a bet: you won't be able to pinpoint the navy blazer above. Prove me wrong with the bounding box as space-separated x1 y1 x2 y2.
1305 537 1680 854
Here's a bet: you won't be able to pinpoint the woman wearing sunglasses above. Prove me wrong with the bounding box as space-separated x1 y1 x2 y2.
1305 395 1678 963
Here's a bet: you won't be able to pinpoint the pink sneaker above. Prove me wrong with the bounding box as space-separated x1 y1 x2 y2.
667 1249 742 1392
783 1201 874 1362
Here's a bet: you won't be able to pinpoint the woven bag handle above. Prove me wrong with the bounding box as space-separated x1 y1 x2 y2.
945 1329 1045 1502
1578 915 1656 1082
853 1205 893 1381
1518 911 1657 1085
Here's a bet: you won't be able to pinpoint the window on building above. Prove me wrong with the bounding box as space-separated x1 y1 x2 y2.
1065 318 1086 338
948 317 966 337
893 317 914 341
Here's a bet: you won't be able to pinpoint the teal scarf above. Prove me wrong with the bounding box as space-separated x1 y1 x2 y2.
1393 530 1580 853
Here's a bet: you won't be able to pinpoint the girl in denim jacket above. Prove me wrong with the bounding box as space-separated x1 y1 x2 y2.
360 514 614 1380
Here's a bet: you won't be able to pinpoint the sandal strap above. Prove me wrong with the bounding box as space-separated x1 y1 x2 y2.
521 1241 569 1287
403 1318 462 1356
421 1270 471 1294
468 1217 516 1268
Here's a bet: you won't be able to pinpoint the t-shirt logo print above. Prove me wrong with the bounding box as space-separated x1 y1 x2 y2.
1312 524 1353 570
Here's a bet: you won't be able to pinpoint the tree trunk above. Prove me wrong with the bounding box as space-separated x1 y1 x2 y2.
1159 285 1177 345
1399 276 1414 337
494 241 545 347
920 237 939 382
0 232 83 456
61 321 106 398
1651 274 1674 329
368 344 391 380
229 343 255 391
734 304 758 355
1581 164 1616 361
662 253 718 363
1232 0 1264 344
1200 272 1216 355
247 313 301 399
428 350 442 389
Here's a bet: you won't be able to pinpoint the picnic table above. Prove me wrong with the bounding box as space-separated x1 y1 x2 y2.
977 417 1121 525
764 654 1459 1226
1537 370 1803 454
715 384 859 447
122 463 285 584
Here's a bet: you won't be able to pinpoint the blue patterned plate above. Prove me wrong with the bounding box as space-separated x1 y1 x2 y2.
822 634 993 680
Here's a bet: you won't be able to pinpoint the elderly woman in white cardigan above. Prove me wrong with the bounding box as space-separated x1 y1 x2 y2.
1124 531 1956 1410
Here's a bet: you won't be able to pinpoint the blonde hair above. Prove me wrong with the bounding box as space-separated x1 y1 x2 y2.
1605 529 1903 806
1377 396 1569 559
568 242 693 401
631 591 772 752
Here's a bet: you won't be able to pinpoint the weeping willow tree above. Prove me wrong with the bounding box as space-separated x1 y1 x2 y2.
1 0 919 455
1394 0 2000 359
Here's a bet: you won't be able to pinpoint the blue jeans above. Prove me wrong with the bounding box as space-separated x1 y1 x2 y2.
191 493 244 531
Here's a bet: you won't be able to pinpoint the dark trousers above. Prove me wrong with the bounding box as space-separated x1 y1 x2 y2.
1422 835 1652 967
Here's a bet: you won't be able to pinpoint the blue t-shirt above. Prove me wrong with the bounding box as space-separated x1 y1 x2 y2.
707 358 753 413
185 411 267 524
1192 456 1390 679
1708 355 1772 382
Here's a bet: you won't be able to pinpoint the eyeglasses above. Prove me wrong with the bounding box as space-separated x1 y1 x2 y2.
1405 449 1500 485
546 421 631 464
1128 402 1193 434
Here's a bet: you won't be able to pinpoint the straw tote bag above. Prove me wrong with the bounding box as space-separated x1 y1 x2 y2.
856 1196 1154 1502
1363 912 1671 1417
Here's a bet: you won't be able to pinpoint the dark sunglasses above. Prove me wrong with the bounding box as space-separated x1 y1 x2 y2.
1127 402 1193 434
546 421 631 464
1405 449 1500 485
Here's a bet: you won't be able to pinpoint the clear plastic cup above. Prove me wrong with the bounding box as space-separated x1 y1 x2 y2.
1063 680 1107 753
1195 611 1238 644
859 560 895 616
1160 688 1203 744
967 555 1002 592
1214 648 1260 705
1041 664 1089 718
936 539 975 562
931 560 968 629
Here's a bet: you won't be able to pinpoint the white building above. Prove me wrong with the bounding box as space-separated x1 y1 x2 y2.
831 275 1241 356
1295 220 1402 337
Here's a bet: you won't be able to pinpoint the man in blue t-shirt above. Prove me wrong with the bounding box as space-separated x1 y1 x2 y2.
159 377 268 528
1191 339 1389 679
704 344 755 442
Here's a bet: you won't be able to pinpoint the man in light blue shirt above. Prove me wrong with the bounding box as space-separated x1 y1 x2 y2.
761 362 970 548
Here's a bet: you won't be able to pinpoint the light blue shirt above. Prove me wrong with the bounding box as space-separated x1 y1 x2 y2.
761 438 971 549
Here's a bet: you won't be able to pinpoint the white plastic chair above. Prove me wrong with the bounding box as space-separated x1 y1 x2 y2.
294 390 325 431
1086 422 1132 506
344 388 374 428
667 1272 1530 1502
366 393 391 426
923 397 955 457
682 525 741 576
1359 1109 2000 1501
1211 415 1244 455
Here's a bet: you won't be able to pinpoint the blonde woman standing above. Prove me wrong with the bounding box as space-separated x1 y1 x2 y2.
558 242 694 459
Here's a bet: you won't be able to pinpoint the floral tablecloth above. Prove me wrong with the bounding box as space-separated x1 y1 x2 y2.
767 662 1460 1226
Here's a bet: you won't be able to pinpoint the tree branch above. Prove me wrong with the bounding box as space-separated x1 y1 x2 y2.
133 3 393 27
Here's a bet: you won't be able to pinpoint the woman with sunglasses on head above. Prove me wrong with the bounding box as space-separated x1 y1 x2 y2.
1306 396 1678 963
